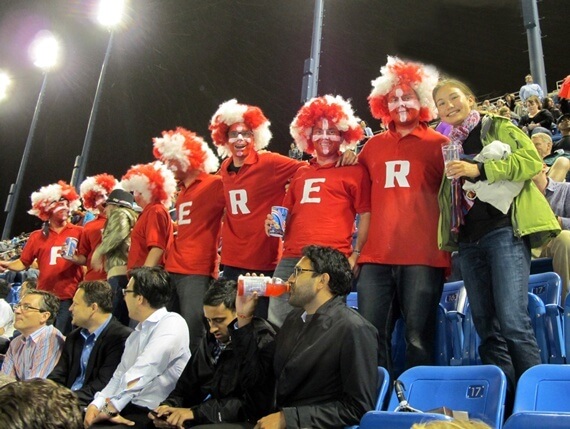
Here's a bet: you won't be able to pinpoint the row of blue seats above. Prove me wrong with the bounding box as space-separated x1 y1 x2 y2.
347 271 567 369
355 364 570 429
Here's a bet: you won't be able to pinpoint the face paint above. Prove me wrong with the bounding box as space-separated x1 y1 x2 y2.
227 123 253 159
387 85 421 126
311 118 341 157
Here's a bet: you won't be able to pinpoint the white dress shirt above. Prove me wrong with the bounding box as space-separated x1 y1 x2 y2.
90 308 190 411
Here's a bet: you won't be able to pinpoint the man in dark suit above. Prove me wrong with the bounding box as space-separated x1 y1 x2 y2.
48 280 132 407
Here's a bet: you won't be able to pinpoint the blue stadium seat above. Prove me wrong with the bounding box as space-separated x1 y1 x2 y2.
345 366 391 429
512 364 570 413
346 292 358 310
503 412 570 429
528 272 565 363
461 300 482 366
504 364 570 428
384 365 507 429
527 292 549 364
436 281 467 366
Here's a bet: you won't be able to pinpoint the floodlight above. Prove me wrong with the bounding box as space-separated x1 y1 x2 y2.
97 0 125 28
30 31 59 71
0 72 10 101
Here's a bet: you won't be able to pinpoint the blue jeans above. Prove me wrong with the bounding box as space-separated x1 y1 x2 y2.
107 275 130 326
268 257 300 327
357 264 444 372
459 226 541 389
55 299 72 335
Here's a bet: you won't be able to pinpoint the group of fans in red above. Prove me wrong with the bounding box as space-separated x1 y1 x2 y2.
0 55 562 429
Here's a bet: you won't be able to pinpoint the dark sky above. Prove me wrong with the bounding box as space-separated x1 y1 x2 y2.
0 0 567 236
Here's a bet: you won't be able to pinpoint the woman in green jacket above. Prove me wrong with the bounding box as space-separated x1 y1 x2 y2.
433 78 559 391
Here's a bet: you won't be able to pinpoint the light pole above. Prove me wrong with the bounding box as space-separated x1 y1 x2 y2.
2 32 59 240
72 0 125 189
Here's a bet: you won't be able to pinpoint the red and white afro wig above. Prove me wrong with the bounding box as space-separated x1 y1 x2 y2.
152 127 219 174
209 99 272 158
290 94 364 154
28 180 81 221
79 173 117 210
368 56 439 125
121 161 176 207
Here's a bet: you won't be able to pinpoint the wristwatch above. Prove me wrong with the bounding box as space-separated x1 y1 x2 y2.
101 402 119 418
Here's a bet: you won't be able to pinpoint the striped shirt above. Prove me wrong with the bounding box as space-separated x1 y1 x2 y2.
1 325 65 380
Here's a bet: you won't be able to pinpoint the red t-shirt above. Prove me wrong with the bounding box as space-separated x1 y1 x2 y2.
219 151 303 271
20 223 84 300
166 173 225 277
127 202 173 269
77 215 107 281
282 160 371 258
358 122 451 268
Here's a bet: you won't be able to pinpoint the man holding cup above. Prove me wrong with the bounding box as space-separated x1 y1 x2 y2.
0 181 84 334
264 95 371 326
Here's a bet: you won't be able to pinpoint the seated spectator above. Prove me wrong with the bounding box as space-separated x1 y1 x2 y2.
532 132 570 182
84 267 190 429
235 245 378 429
48 280 133 407
519 95 555 135
543 96 562 121
19 277 37 297
1 290 64 380
504 93 516 112
554 113 570 152
0 378 83 429
498 106 518 126
0 280 14 354
533 167 570 300
149 279 277 428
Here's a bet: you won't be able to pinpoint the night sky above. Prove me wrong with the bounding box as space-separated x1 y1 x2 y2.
0 0 567 236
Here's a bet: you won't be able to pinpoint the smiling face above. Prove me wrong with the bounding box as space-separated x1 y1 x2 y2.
387 84 421 127
48 199 70 223
434 83 476 126
311 118 342 161
227 122 254 162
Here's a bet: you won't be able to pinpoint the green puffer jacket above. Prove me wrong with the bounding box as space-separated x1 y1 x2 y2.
438 113 560 251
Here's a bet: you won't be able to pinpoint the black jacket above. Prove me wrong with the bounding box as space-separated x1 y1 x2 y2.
162 317 277 425
47 317 132 407
240 296 379 429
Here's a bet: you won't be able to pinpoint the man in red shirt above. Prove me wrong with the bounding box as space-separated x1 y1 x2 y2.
265 95 371 326
357 57 451 372
0 181 83 334
66 173 117 281
153 126 224 352
121 161 176 270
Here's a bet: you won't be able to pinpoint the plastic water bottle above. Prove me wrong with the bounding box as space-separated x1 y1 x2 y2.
237 275 290 297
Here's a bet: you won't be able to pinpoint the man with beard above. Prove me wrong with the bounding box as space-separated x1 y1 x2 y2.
235 245 378 429
356 57 451 373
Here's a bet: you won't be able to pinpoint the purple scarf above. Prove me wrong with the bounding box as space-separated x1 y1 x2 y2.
448 110 480 233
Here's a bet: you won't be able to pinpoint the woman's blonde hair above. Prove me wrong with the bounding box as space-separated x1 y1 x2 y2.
411 419 492 429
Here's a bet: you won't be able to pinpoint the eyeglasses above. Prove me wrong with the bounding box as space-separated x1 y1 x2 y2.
122 289 136 297
292 266 316 278
228 131 254 139
13 303 46 313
